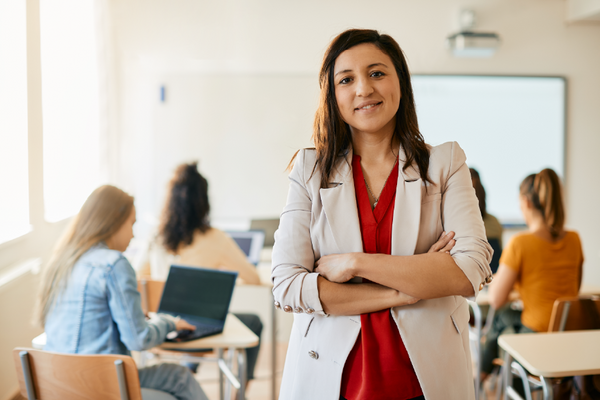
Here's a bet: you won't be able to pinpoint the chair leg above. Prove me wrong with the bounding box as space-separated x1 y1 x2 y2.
540 377 554 400
19 351 36 400
495 365 504 400
510 362 533 400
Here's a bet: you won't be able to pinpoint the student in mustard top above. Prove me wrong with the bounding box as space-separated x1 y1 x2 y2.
143 162 263 383
35 185 207 400
482 168 584 377
271 28 493 400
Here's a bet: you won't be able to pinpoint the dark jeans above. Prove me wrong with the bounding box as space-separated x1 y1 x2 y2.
181 313 263 380
481 305 535 374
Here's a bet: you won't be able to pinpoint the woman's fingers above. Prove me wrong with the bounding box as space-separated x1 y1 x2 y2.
428 231 456 253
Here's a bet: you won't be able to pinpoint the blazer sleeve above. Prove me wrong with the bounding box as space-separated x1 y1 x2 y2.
271 149 326 316
439 142 494 297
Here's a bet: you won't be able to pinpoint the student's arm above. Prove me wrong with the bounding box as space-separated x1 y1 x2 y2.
488 264 518 310
106 256 176 351
220 232 261 285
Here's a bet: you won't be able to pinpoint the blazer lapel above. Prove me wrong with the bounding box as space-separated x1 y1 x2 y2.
319 149 364 254
391 148 422 256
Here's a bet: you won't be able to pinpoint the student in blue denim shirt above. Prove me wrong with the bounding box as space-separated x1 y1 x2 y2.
35 185 207 400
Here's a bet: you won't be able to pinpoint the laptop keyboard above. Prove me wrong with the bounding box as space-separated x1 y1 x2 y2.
166 322 221 342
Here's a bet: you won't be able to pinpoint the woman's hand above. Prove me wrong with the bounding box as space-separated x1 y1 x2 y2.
315 253 361 283
428 231 456 254
393 289 420 307
174 317 197 332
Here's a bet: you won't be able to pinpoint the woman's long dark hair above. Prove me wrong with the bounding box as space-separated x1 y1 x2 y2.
159 162 210 253
519 168 565 239
302 28 431 187
470 168 487 217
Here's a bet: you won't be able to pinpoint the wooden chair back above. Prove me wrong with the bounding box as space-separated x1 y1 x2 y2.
548 295 600 332
12 347 142 400
137 278 166 314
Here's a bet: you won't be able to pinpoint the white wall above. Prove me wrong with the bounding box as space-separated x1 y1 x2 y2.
110 0 600 284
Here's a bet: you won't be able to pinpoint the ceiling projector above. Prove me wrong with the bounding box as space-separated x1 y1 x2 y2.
447 9 501 58
447 31 501 58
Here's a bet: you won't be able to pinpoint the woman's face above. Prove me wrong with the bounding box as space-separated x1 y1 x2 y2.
107 206 136 252
333 43 401 139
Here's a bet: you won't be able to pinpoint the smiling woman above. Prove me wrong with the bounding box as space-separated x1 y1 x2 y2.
272 29 493 400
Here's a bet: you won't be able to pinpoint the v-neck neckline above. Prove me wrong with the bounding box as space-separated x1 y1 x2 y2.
352 155 399 224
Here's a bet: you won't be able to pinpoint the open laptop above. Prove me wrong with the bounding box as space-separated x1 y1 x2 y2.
225 230 265 265
158 265 238 342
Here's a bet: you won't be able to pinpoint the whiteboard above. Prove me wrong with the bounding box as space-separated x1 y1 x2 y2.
411 75 566 224
137 73 565 232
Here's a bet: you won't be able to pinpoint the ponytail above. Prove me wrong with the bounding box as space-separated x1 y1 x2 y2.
519 168 565 238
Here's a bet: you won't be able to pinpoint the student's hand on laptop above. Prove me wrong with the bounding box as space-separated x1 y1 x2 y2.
175 317 196 331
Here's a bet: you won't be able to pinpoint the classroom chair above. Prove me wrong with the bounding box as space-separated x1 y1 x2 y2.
13 347 176 400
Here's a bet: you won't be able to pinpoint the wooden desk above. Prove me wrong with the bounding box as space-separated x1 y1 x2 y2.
160 314 258 400
498 330 600 399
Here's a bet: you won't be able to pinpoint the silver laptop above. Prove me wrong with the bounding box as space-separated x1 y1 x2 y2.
226 230 265 265
159 265 238 342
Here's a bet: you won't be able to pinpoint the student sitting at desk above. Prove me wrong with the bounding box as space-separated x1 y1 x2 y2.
482 168 584 379
35 185 207 400
143 162 263 383
470 168 503 273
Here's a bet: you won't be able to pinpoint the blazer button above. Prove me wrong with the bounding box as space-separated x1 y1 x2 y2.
283 305 292 313
486 275 493 284
308 350 319 360
274 301 281 309
306 308 315 314
479 283 485 291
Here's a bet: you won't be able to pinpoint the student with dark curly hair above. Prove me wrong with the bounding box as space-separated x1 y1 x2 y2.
145 162 263 383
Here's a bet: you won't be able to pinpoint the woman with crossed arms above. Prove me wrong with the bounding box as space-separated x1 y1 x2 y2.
271 29 493 400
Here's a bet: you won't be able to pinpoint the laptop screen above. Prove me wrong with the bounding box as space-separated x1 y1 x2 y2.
225 230 265 265
158 265 238 322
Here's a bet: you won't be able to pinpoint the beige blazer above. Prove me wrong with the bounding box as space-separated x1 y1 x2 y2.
271 142 493 400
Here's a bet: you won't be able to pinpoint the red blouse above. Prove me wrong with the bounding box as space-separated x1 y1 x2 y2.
340 155 423 400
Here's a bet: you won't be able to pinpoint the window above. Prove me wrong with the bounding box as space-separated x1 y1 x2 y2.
40 0 101 222
0 0 30 244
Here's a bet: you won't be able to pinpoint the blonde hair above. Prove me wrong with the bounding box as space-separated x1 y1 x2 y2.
519 168 565 238
34 185 134 327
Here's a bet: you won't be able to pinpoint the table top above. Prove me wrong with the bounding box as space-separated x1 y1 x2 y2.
498 330 600 377
159 313 259 350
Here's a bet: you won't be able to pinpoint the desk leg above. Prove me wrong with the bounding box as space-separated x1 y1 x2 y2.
218 348 224 400
541 376 553 400
502 351 512 400
238 349 247 400
271 302 277 400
